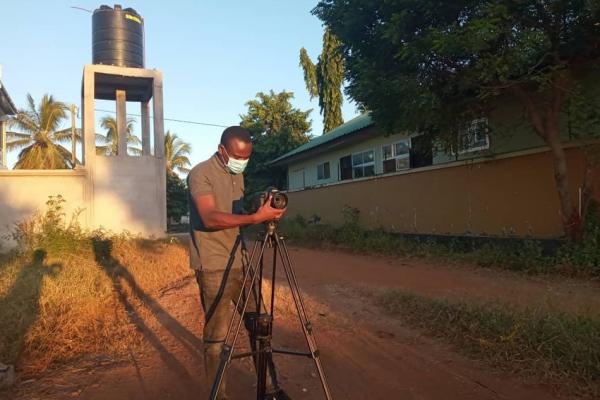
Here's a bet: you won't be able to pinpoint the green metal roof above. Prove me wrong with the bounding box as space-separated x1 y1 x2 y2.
271 113 374 164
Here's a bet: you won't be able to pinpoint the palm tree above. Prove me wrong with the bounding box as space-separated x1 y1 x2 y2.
95 116 142 156
165 131 191 174
7 94 77 169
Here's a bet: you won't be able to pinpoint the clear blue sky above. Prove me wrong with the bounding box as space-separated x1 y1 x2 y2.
2 0 357 168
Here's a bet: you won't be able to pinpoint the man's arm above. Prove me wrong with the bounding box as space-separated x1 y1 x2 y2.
193 193 285 230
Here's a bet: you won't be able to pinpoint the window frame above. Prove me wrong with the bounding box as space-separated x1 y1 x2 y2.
316 161 331 181
382 138 411 173
457 118 490 154
351 149 375 179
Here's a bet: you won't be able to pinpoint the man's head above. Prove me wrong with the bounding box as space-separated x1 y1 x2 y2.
218 126 252 174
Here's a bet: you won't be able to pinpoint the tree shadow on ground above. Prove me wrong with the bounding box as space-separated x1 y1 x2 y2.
92 238 203 382
0 250 61 366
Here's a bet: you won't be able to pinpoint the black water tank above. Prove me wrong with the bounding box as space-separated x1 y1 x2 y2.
92 4 144 68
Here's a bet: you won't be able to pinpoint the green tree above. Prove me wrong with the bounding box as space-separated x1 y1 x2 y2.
165 130 191 175
166 171 188 224
95 116 141 156
299 28 345 133
315 0 600 241
6 94 77 169
164 131 191 223
240 90 312 198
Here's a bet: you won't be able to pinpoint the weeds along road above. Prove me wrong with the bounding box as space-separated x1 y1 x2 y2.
5 241 598 400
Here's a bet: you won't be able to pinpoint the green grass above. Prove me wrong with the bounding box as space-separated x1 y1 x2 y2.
374 289 600 398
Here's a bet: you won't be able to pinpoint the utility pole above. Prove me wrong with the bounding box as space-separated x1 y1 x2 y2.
70 104 77 167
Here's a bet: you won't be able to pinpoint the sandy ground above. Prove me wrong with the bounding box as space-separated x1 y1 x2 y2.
4 245 599 400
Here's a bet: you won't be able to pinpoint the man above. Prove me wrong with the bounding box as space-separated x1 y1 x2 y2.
188 126 290 400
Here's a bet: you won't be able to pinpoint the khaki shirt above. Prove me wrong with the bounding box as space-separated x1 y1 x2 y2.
187 153 245 271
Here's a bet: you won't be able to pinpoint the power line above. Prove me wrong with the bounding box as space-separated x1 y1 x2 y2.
93 108 230 128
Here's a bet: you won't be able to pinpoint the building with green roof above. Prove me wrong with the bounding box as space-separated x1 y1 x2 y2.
269 106 599 239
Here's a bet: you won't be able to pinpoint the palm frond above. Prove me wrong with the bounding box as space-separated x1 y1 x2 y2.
6 131 31 140
6 138 32 151
40 94 67 134
26 94 41 126
54 127 82 143
9 112 39 134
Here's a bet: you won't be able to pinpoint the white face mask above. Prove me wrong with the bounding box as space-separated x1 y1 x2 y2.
222 147 249 174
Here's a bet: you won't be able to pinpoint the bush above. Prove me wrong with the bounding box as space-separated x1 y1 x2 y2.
557 202 600 275
11 195 89 257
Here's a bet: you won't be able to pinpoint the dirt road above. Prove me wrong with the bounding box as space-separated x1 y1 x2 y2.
6 245 596 400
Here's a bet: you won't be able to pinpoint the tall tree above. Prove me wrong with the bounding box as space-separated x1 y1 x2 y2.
164 131 191 224
240 90 312 197
164 130 191 175
95 116 141 156
315 0 600 241
7 94 77 169
299 29 345 133
166 171 188 225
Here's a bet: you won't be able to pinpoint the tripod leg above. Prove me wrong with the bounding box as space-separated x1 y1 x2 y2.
209 232 271 400
274 235 334 400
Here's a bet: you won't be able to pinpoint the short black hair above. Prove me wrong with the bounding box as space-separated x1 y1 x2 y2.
220 126 251 147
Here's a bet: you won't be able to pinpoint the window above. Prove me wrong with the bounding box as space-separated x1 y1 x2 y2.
339 155 353 181
289 169 305 190
352 150 375 178
410 134 433 168
382 139 410 173
317 162 330 180
458 118 489 153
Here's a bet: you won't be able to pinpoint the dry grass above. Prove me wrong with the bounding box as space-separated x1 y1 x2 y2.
0 238 190 376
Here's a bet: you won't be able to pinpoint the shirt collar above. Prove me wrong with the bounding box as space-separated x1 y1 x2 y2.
212 152 230 174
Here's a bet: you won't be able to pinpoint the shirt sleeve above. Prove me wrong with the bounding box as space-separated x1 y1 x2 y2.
188 168 213 198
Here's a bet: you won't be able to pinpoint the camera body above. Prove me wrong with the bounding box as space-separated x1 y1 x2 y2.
258 187 288 210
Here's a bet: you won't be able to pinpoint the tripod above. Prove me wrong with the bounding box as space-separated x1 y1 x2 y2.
209 221 333 400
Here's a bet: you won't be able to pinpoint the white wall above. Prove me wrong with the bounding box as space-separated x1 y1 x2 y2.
287 131 409 190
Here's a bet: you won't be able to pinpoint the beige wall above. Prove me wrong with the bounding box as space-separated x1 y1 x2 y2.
0 156 166 251
0 170 89 251
285 147 600 239
91 156 166 236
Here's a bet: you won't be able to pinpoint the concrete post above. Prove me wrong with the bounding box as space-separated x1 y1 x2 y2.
152 73 165 159
82 67 96 166
141 101 151 156
152 72 167 233
0 120 6 169
81 65 97 229
116 89 127 156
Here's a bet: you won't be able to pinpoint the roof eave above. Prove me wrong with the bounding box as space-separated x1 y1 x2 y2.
0 82 17 116
271 125 380 166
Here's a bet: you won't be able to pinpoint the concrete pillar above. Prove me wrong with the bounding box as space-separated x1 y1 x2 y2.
82 67 96 166
81 65 96 229
152 73 165 159
0 120 6 169
141 101 151 156
152 72 167 233
116 89 127 156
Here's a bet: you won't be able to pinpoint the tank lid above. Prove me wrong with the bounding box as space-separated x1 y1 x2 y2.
94 4 141 16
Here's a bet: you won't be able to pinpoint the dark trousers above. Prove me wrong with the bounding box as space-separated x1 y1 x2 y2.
195 269 277 398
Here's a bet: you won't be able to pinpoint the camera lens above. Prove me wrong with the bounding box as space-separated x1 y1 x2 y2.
271 192 288 210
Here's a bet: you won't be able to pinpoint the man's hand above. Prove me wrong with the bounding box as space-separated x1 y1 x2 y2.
253 195 286 223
